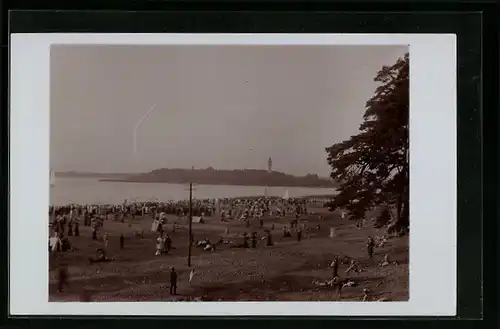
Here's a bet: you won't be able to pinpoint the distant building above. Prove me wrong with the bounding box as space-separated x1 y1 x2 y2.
268 157 272 173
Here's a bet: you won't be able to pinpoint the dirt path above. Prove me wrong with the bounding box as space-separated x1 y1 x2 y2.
49 211 408 301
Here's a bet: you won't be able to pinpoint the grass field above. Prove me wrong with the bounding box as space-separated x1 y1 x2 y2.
48 207 409 302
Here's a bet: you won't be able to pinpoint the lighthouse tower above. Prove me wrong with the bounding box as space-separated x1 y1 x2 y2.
265 157 272 197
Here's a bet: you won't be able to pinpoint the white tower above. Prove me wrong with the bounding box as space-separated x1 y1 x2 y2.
265 157 272 197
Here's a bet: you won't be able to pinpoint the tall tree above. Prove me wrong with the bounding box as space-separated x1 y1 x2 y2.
325 53 409 232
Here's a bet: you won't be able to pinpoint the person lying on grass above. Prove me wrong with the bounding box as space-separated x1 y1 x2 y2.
88 248 114 264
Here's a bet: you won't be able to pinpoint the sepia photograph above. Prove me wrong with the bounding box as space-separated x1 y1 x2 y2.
48 43 409 302
10 33 457 316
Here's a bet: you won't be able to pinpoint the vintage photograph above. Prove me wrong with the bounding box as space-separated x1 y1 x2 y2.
48 44 409 302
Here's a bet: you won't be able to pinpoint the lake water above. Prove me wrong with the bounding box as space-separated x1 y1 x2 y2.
50 177 335 205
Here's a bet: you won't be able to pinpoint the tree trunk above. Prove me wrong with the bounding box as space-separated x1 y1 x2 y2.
401 197 409 230
401 182 410 229
396 168 409 235
396 193 402 224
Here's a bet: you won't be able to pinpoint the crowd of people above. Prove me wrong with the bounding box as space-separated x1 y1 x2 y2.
48 196 332 262
48 195 335 298
48 196 330 225
49 199 217 219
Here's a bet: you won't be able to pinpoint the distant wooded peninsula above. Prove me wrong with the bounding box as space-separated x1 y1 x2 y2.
57 168 336 188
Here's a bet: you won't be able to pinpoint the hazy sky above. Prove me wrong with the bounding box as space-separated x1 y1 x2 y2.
50 44 407 176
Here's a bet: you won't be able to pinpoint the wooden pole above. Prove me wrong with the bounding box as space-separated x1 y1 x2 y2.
188 182 193 267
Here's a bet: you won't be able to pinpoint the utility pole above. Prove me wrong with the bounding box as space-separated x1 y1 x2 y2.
188 182 193 267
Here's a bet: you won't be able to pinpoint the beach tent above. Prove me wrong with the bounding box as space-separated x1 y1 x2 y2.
192 216 204 224
215 199 220 214
49 236 61 252
151 220 159 232
283 189 290 200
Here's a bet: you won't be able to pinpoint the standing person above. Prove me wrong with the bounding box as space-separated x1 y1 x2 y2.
59 221 65 236
251 232 257 248
92 227 97 240
49 232 61 253
119 234 124 249
331 257 339 277
74 222 79 237
103 232 109 248
296 227 302 242
161 234 167 254
80 289 92 302
57 233 65 252
266 230 273 246
57 263 69 292
169 267 178 295
366 236 375 259
165 234 172 253
243 233 249 248
293 215 299 229
336 278 344 300
189 269 195 285
156 234 165 256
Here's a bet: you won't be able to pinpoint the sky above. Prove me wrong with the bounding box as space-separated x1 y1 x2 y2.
50 44 407 176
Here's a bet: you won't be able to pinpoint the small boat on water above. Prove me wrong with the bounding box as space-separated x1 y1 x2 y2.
50 170 56 187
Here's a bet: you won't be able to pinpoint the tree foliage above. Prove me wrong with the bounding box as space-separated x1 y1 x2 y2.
325 53 409 231
129 168 335 188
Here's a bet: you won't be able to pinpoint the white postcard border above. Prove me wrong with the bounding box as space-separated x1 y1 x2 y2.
9 33 456 316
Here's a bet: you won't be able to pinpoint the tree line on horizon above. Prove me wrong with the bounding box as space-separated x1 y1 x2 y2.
107 167 334 188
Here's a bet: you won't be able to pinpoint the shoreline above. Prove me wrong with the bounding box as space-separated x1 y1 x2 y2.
50 193 337 207
98 178 335 189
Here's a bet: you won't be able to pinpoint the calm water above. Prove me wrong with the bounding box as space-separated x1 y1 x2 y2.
50 177 335 205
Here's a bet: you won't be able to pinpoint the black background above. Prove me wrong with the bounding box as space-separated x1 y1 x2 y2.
2 1 495 328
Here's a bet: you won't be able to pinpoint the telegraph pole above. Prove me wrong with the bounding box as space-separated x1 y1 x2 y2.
188 182 193 267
